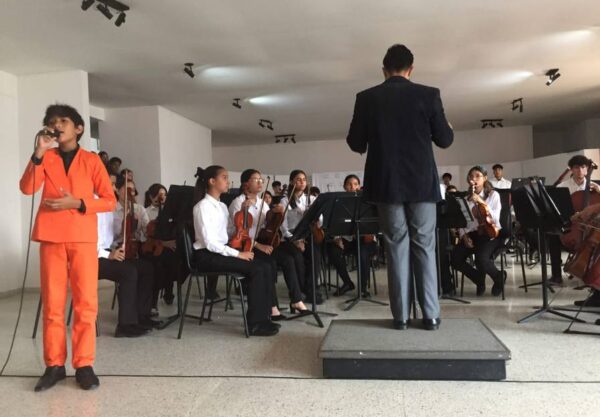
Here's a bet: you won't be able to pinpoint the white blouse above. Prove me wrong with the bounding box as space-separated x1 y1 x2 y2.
460 190 502 237
228 194 269 240
280 193 321 239
113 201 150 246
193 194 239 257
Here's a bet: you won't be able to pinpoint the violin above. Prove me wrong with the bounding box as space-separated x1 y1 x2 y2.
141 206 164 256
470 185 500 239
257 183 296 248
229 190 254 252
122 177 140 260
306 189 325 243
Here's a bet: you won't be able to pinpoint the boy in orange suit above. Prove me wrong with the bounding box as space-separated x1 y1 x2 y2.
19 104 116 391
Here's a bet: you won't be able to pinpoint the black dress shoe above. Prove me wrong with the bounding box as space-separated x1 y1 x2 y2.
249 322 279 337
423 318 441 330
138 317 163 330
34 366 66 392
361 290 371 298
333 283 355 296
393 320 410 330
271 314 287 321
115 324 150 338
575 292 600 307
476 282 486 296
75 366 100 390
491 271 506 297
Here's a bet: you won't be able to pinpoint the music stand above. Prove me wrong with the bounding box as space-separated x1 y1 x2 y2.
513 178 583 324
436 193 471 304
288 193 341 327
154 185 195 329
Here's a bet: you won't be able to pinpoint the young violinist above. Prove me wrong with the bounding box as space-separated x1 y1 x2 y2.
19 104 116 391
143 183 178 308
193 166 279 336
328 175 378 297
113 177 150 250
280 170 324 305
263 190 274 207
229 169 309 317
451 166 504 296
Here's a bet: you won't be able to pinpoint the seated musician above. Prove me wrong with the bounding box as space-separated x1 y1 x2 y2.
193 165 279 337
328 174 378 297
99 175 158 337
272 181 283 196
143 183 178 309
229 169 308 318
548 155 600 284
490 164 512 189
263 190 274 207
280 169 324 305
451 166 505 296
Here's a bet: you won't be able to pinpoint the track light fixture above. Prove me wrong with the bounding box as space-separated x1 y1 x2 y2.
259 119 273 130
232 98 242 109
275 134 296 144
96 1 113 19
115 12 126 26
481 119 503 129
81 0 95 11
545 68 561 86
511 98 523 113
183 63 195 78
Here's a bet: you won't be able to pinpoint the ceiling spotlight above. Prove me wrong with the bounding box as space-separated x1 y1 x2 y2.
291 136 296 144
545 68 561 86
511 98 523 113
183 63 195 78
115 12 126 26
96 1 113 19
266 121 273 131
81 0 95 11
481 119 503 129
275 138 281 143
259 119 272 129
275 134 296 144
232 98 242 109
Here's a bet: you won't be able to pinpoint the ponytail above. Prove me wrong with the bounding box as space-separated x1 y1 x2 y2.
194 165 225 204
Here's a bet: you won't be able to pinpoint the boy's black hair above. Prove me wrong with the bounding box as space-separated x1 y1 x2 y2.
383 44 414 73
442 172 452 180
109 157 122 165
43 104 85 141
492 164 504 170
568 155 590 169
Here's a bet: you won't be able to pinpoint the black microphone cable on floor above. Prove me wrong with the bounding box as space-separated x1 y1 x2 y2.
0 133 40 376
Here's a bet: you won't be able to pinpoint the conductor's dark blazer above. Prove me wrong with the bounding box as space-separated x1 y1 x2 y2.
347 76 453 204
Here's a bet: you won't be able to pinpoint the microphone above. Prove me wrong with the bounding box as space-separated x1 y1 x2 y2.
38 128 61 139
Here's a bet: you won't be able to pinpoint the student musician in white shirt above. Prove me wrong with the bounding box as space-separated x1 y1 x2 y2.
192 165 279 337
451 166 504 297
280 169 324 305
229 169 304 319
490 164 512 189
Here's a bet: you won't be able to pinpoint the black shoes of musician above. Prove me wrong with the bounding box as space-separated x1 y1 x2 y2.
289 303 311 315
423 318 441 331
393 319 410 330
34 365 66 392
115 324 150 338
139 317 163 330
333 283 355 296
574 291 600 307
75 366 100 390
361 290 371 298
442 288 456 297
491 271 507 297
249 321 279 337
305 292 324 305
548 275 564 286
476 281 486 296
271 313 287 321
163 293 174 305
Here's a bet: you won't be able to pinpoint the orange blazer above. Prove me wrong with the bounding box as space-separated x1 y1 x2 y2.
19 148 116 243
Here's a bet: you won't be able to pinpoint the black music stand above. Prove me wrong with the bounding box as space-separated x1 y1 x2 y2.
288 193 341 327
513 178 584 324
436 193 471 304
154 185 195 329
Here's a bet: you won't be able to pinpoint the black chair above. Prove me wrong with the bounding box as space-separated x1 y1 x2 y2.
177 226 249 339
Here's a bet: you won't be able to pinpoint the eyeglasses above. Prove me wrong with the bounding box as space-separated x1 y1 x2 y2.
249 178 265 184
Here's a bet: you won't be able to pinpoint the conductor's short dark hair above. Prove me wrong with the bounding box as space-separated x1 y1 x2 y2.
383 44 414 73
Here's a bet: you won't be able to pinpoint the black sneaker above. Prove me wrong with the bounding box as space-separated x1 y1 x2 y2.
34 366 66 392
75 366 100 390
249 321 279 337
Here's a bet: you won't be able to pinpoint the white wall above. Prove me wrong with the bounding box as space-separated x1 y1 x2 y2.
16 70 91 290
0 71 22 293
100 106 162 201
158 107 212 189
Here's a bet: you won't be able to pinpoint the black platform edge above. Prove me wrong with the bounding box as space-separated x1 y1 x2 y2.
323 358 507 381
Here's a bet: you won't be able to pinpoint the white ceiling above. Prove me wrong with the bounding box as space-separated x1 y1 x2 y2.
1 0 600 145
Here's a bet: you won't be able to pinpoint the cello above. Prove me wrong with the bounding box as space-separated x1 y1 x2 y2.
563 207 600 289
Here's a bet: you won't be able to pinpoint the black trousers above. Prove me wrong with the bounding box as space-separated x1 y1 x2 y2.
194 249 272 326
437 228 454 294
547 234 564 280
327 239 376 291
98 257 154 325
252 248 279 308
147 249 179 307
451 233 503 286
273 241 305 303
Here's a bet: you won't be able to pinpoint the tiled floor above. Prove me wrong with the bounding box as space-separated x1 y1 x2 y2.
0 257 599 417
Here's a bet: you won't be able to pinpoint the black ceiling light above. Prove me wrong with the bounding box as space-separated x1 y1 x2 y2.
81 0 95 11
545 68 561 86
96 1 113 19
481 119 503 129
259 119 273 129
275 134 296 144
511 98 523 113
115 12 126 27
232 98 242 109
184 63 195 78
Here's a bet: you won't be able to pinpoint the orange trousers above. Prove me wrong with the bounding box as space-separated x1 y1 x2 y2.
39 242 98 368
